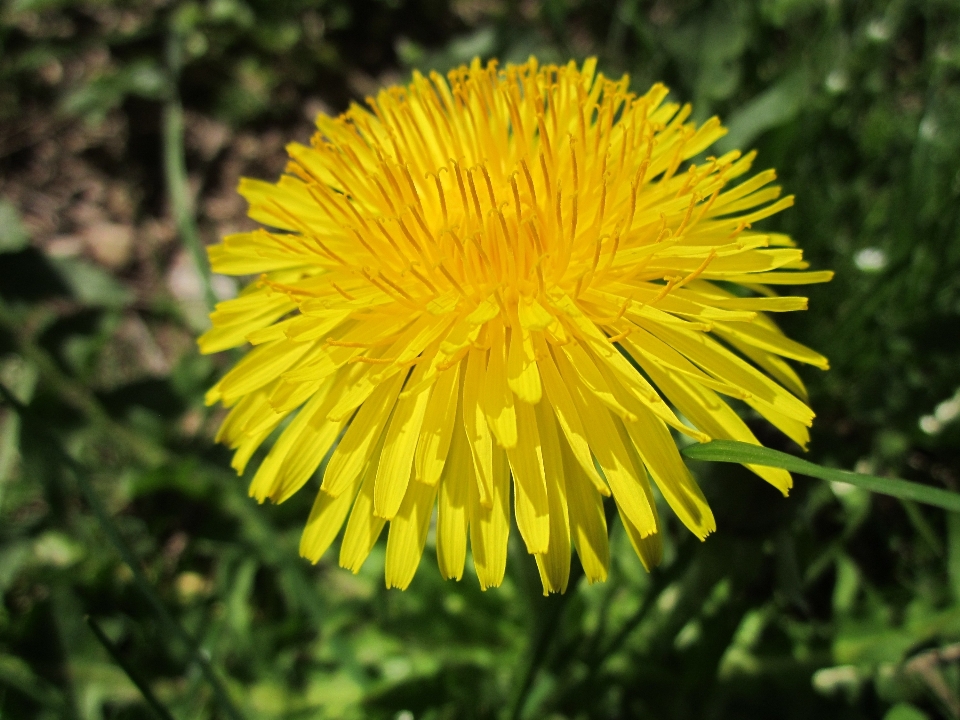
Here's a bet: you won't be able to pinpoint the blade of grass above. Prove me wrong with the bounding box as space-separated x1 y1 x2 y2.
0 653 68 713
901 499 945 556
86 616 177 720
163 32 217 314
0 384 246 720
681 440 960 512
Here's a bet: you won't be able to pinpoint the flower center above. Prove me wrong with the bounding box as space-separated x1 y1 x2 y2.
278 58 721 326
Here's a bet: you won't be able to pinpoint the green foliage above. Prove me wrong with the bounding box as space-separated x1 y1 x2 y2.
683 441 960 512
0 200 30 254
1 0 960 718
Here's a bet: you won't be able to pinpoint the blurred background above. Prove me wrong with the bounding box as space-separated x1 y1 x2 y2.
1 0 959 718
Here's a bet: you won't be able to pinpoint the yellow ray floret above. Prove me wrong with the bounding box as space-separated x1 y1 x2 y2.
200 56 832 594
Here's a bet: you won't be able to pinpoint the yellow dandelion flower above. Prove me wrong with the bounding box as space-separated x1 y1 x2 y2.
200 57 832 594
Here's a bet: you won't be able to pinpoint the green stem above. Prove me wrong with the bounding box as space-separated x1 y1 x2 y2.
163 33 217 314
682 440 960 512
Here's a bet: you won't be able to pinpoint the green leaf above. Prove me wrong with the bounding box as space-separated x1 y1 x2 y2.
948 512 960 602
717 71 807 151
884 702 930 720
681 440 960 512
61 60 170 124
0 653 67 709
0 199 30 253
49 257 132 308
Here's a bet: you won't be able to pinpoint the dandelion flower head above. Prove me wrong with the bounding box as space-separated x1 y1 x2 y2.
200 57 832 593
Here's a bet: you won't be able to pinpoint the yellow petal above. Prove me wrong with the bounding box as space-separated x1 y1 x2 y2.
713 185 783 217
712 320 829 369
322 372 404 496
199 289 296 353
682 290 809 314
394 315 458 365
749 401 811 449
533 335 608 495
518 295 555 331
618 410 715 540
685 116 728 158
481 319 517 448
559 341 636 422
708 169 777 215
216 381 280 447
727 340 808 402
384 475 437 590
267 377 324 416
339 432 389 573
609 423 664 570
469 446 510 590
620 324 745 400
280 313 413 386
717 270 834 285
209 339 318 406
533 401 571 595
506 401 550 554
555 294 699 439
414 362 461 485
326 362 402 423
436 408 471 581
462 348 493 505
553 346 657 538
506 323 541 404
299 480 361 564
640 361 792 494
248 373 345 503
280 310 353 343
641 320 814 426
374 358 435 519
231 422 280 475
617 505 663 572
208 230 311 275
561 439 609 583
239 175 340 234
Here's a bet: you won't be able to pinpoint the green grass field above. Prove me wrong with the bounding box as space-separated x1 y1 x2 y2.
1 0 959 717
